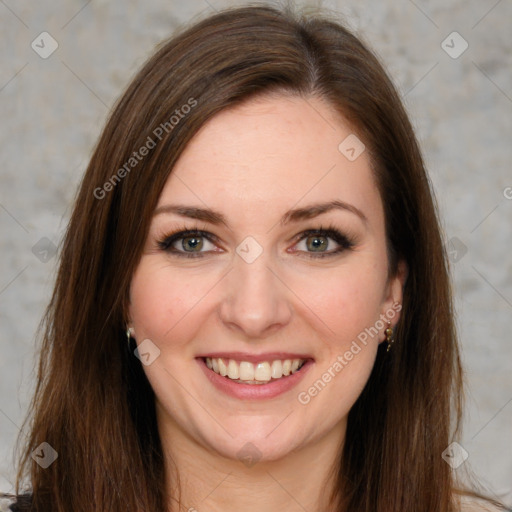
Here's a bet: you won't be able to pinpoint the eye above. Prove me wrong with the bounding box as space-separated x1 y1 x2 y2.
157 229 219 258
293 225 355 258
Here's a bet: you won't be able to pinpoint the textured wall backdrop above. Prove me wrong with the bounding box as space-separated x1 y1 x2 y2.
1 0 511 503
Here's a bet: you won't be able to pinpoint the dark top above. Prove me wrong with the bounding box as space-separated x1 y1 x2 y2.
0 493 32 512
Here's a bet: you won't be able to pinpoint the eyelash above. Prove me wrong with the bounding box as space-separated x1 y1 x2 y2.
156 223 356 259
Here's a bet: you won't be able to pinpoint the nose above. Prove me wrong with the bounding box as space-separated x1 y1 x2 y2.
218 249 293 339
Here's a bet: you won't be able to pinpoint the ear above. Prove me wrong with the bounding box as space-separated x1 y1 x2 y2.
379 259 408 342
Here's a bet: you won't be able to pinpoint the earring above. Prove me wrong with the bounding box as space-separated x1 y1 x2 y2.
126 327 134 349
385 321 394 352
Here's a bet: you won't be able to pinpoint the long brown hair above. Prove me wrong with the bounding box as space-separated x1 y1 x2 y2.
3 4 507 512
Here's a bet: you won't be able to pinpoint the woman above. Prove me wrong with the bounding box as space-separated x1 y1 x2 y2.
1 4 509 512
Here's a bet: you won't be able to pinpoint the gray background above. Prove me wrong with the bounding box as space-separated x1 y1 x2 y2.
1 0 511 504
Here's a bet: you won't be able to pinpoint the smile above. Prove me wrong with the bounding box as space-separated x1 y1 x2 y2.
196 355 314 400
205 357 306 384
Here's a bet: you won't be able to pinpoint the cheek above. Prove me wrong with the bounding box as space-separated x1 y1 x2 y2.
295 268 383 417
294 261 386 346
128 261 212 343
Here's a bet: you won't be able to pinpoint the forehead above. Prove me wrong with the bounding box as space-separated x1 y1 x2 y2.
157 94 382 225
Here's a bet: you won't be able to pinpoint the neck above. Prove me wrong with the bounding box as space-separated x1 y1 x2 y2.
157 407 345 512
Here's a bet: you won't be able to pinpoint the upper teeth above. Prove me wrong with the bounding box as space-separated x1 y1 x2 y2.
205 357 305 383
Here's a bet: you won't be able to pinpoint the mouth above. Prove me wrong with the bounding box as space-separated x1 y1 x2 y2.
196 354 314 400
203 356 308 384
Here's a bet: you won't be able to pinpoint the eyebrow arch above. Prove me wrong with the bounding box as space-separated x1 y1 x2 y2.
153 200 368 226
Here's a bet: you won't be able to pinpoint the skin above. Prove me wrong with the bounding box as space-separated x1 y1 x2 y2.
128 94 407 512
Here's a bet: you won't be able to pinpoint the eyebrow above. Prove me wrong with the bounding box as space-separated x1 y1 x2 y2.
153 200 368 226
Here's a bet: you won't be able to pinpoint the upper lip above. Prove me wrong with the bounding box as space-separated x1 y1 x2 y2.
196 352 314 364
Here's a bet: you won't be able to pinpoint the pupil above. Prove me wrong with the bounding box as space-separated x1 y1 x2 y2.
308 236 326 251
184 236 203 251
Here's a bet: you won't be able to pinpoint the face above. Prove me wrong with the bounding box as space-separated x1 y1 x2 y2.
128 94 404 463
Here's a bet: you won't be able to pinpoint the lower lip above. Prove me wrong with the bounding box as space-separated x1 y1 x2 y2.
196 358 314 400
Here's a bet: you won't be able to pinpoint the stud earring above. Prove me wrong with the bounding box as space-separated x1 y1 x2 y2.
385 321 394 352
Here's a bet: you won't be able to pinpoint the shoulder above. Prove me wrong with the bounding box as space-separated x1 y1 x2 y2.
0 497 15 512
0 493 32 512
459 496 511 512
462 506 510 512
